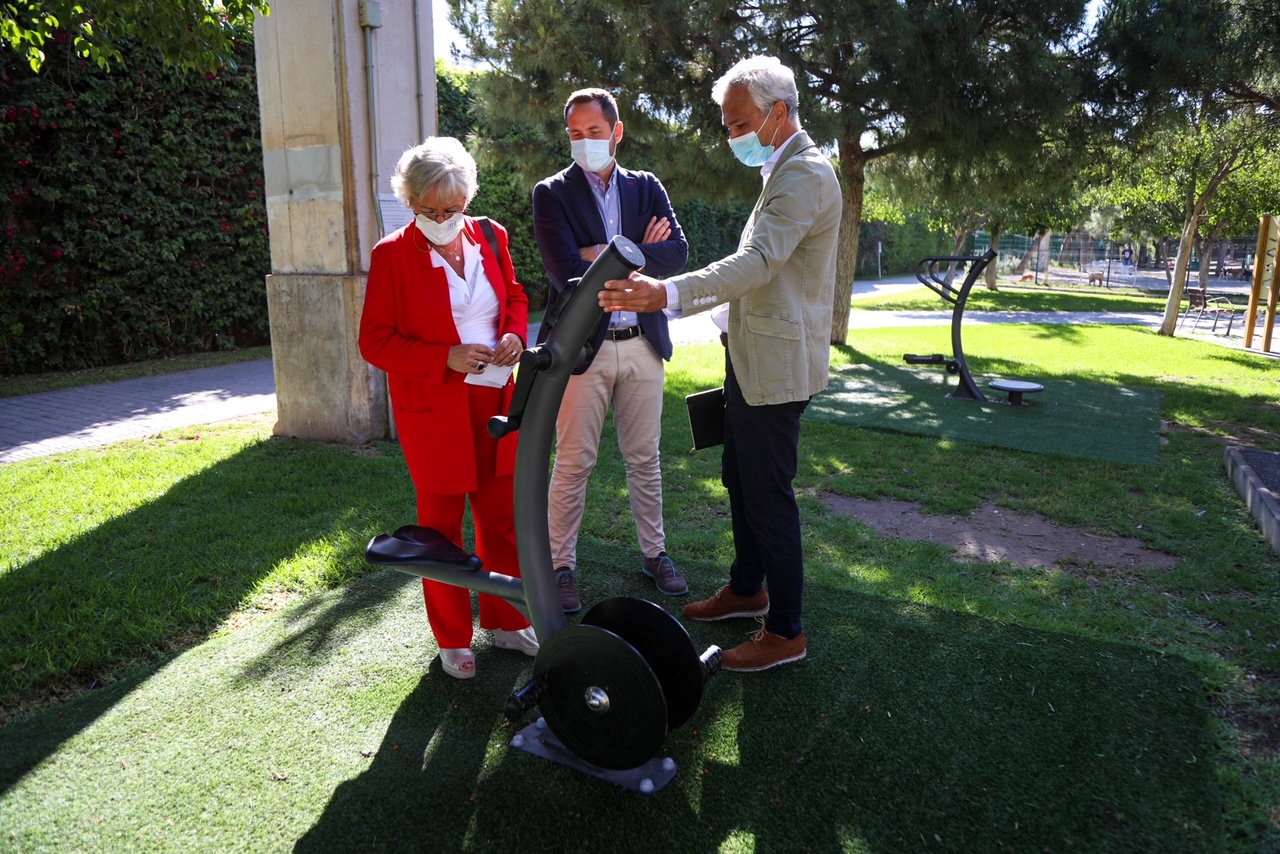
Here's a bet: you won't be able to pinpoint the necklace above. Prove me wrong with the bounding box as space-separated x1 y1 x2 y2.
434 236 463 263
413 227 464 264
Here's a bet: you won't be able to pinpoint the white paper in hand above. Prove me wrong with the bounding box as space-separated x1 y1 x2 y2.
465 363 514 388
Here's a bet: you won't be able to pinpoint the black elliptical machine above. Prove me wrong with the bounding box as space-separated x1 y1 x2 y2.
364 237 722 794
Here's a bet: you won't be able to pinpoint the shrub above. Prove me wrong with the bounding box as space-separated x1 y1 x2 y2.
859 214 955 277
0 32 269 374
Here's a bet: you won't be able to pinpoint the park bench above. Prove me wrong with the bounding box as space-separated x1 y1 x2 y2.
1179 286 1240 335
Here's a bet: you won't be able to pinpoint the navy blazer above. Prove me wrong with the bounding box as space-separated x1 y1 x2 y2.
532 162 689 366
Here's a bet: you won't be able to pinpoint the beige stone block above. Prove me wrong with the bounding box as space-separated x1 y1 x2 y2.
253 0 435 445
266 273 387 443
263 142 351 273
254 3 343 152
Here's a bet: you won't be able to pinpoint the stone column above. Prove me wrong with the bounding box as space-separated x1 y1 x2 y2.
253 0 435 442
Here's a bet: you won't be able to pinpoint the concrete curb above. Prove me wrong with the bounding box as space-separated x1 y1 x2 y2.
1225 447 1280 559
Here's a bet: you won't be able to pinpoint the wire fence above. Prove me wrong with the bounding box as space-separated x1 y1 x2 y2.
972 231 1261 282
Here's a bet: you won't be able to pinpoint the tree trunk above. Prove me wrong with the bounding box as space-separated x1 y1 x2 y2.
1055 231 1072 266
944 224 969 284
1159 159 1238 335
984 223 1003 290
1013 239 1034 275
831 143 866 346
1159 214 1200 335
1202 223 1228 284
1037 232 1052 284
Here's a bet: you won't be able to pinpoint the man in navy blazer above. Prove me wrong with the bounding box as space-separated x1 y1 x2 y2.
532 87 690 612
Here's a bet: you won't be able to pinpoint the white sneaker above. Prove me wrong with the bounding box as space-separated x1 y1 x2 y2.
493 626 539 657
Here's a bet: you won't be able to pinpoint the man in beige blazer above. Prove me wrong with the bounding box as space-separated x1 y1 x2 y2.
600 55 841 672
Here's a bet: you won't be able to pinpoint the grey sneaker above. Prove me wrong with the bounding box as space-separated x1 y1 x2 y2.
555 568 581 613
642 553 688 596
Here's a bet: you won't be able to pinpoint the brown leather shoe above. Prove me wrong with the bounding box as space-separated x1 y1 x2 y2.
721 627 807 672
642 553 688 596
683 584 769 621
555 568 581 614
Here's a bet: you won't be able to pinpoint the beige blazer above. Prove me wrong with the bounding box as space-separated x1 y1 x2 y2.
670 131 841 405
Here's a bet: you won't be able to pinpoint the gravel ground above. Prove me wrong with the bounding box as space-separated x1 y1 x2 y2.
1240 449 1280 494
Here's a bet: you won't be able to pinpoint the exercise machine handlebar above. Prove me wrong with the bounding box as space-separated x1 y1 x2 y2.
502 237 647 642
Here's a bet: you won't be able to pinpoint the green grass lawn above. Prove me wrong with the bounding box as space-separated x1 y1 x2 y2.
855 284 1170 313
1 314 1278 851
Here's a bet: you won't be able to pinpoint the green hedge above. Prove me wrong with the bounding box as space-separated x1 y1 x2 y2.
860 214 955 278
0 33 269 374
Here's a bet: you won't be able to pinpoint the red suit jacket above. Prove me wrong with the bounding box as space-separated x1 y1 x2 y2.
359 217 529 495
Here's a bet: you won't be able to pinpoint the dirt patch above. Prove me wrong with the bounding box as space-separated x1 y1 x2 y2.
822 494 1180 570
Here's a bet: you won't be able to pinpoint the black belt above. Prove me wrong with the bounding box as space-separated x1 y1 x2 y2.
605 326 642 341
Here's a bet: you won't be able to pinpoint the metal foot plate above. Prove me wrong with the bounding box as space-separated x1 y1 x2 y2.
509 718 678 795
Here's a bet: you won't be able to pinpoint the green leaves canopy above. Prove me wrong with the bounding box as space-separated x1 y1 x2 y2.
1 0 267 73
451 0 1092 194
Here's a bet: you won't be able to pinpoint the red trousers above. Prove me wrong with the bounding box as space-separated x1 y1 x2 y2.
412 384 528 649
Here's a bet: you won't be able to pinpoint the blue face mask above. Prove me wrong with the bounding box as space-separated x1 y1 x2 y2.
728 109 780 167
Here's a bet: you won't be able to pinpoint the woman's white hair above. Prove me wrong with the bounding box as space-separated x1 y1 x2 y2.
391 136 478 205
711 55 799 119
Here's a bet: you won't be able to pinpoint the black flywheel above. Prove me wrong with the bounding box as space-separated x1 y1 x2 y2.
533 624 667 770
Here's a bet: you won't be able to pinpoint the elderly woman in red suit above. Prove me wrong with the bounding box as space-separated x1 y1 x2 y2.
359 137 537 679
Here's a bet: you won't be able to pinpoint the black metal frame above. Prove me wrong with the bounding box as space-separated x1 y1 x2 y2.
903 249 999 401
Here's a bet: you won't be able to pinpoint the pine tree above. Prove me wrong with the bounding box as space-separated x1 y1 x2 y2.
449 0 1093 342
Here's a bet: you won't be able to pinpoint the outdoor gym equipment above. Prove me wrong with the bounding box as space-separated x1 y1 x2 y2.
364 237 722 794
902 249 999 401
902 249 1043 405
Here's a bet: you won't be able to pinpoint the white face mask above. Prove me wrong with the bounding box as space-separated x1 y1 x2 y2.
416 211 466 246
571 129 616 173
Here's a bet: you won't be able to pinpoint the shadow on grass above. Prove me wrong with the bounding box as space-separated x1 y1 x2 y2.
0 327 1257 848
0 525 1222 850
0 435 414 796
290 540 1219 852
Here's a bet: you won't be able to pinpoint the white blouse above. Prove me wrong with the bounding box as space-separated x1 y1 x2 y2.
434 233 500 348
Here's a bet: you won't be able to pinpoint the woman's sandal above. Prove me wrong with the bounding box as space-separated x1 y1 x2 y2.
439 648 476 680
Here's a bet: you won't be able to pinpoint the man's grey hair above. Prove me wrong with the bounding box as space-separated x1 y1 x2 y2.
711 55 799 119
391 137 478 205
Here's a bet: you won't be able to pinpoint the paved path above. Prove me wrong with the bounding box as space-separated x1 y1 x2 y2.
0 360 276 463
1 277 1272 463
